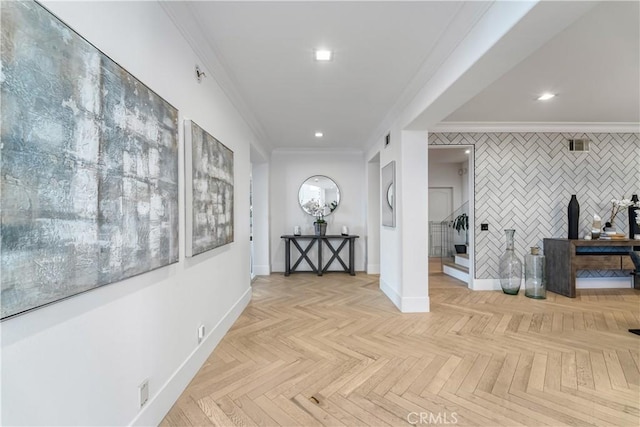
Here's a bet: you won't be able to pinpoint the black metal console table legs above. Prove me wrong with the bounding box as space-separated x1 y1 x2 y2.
281 235 359 276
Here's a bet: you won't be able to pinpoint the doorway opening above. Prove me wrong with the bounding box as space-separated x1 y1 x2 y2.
428 145 474 288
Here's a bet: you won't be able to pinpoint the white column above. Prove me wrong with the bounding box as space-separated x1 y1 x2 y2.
399 130 429 312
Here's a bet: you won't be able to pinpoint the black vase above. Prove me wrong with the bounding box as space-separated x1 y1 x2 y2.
630 194 639 239
568 195 580 239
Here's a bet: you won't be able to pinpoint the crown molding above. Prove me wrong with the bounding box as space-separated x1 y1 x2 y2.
159 2 273 153
429 122 640 133
363 2 492 154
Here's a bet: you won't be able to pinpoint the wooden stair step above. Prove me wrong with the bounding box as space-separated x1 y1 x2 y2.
442 260 469 274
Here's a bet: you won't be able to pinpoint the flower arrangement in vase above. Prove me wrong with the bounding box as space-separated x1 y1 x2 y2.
606 197 640 230
313 212 327 236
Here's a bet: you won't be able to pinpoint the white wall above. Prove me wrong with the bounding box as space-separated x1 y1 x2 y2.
375 128 403 308
428 162 464 212
1 2 262 425
366 126 410 309
428 160 469 246
366 156 381 274
460 161 470 203
370 127 429 313
270 150 366 273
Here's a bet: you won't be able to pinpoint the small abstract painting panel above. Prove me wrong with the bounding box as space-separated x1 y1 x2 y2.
185 120 234 256
0 0 179 319
381 161 396 227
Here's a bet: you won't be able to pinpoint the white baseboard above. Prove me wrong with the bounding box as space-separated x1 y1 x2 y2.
380 279 430 312
576 277 632 289
130 287 252 427
252 264 271 276
443 265 469 284
470 277 633 291
471 278 502 291
401 296 430 313
367 264 380 274
380 279 401 311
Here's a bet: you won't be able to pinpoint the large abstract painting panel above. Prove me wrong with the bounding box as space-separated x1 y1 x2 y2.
0 0 179 319
185 120 234 256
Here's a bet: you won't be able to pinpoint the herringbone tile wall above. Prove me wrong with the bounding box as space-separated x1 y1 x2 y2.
429 132 640 279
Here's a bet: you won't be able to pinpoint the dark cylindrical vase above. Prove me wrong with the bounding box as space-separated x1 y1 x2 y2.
568 195 580 239
630 194 639 239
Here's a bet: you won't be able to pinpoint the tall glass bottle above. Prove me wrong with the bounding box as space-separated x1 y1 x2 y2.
525 247 546 299
499 229 522 295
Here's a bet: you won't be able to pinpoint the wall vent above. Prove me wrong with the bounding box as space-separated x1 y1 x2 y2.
568 139 590 152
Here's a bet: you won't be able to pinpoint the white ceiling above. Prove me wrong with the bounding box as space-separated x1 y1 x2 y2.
444 1 640 123
429 147 469 165
165 1 640 153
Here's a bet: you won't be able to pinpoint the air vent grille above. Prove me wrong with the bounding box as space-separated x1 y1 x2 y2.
568 139 590 152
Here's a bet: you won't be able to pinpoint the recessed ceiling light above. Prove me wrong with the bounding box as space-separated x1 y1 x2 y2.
465 150 470 154
537 93 556 101
315 49 332 61
315 132 324 138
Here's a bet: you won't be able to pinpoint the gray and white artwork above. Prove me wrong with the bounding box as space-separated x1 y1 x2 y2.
381 161 396 227
0 0 179 319
185 120 234 256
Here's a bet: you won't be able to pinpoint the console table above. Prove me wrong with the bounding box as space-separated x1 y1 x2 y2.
543 238 637 298
281 235 359 276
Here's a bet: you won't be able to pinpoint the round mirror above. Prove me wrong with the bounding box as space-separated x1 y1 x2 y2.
386 183 394 209
299 175 341 217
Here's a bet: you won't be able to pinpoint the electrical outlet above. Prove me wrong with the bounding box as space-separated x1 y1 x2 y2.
198 324 206 344
481 223 489 231
139 380 149 409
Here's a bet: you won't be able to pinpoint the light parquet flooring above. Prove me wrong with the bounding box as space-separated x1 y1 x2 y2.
162 271 640 426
